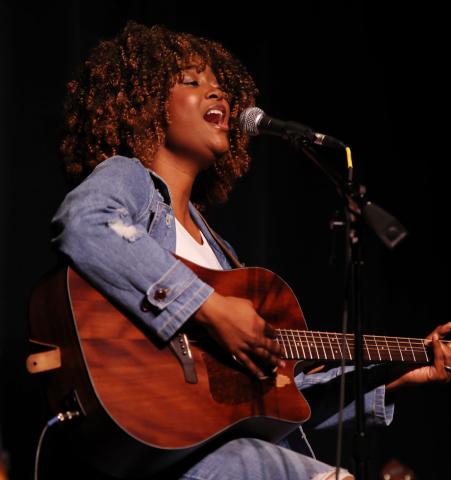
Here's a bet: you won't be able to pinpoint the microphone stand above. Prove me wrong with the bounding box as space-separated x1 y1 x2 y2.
286 136 407 480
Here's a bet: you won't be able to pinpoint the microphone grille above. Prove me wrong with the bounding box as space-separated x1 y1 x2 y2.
239 107 264 136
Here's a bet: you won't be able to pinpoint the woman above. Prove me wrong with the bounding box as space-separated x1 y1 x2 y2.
50 20 451 480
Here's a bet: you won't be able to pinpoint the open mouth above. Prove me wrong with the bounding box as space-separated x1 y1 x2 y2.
203 107 229 131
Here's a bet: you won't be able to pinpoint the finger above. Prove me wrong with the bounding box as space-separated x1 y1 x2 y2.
425 329 438 341
443 338 451 364
425 321 451 341
266 337 284 359
264 322 277 339
248 323 281 353
235 351 268 380
253 345 286 368
438 332 451 377
254 335 284 359
432 333 448 379
437 321 451 337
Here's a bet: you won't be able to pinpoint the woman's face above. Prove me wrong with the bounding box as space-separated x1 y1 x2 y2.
164 62 230 170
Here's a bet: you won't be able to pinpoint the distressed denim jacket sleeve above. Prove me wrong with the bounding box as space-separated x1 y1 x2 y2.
50 155 215 342
294 363 396 430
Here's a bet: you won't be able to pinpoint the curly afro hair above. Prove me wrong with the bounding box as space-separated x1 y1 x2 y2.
60 20 260 210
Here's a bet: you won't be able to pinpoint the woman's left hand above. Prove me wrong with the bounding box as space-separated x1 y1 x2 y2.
385 322 451 392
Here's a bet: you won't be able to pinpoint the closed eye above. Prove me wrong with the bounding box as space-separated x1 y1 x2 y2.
181 79 229 99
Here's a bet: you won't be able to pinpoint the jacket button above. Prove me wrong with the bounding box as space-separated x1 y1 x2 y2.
154 287 168 300
140 297 152 312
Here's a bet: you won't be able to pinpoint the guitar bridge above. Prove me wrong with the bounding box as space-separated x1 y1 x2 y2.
169 333 198 384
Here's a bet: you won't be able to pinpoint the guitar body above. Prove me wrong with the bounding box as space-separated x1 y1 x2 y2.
28 259 313 478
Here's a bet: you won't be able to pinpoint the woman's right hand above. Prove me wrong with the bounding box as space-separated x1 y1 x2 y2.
192 291 286 379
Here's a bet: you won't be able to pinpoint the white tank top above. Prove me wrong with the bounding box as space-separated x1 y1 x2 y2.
174 217 224 270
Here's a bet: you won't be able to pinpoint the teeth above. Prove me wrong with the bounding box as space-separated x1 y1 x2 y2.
205 109 224 120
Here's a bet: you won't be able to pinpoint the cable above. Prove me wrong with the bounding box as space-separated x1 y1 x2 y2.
34 411 81 480
299 424 317 460
34 423 49 480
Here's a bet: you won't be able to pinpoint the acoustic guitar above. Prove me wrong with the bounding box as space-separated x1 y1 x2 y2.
27 257 437 478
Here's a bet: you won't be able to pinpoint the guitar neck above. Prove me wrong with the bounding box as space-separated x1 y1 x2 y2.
275 329 444 365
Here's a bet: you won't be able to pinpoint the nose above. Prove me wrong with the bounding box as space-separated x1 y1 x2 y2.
205 84 226 101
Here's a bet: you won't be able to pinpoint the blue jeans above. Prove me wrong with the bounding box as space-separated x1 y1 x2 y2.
175 438 351 480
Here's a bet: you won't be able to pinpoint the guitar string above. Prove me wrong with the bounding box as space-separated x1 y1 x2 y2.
275 328 451 342
274 340 441 349
274 342 446 352
274 330 450 347
274 330 447 360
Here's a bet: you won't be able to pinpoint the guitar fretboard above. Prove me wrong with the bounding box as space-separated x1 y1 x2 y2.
275 329 445 364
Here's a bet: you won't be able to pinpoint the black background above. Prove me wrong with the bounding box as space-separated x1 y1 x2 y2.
0 1 450 479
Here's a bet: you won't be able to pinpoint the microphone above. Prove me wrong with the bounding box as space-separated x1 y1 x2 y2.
239 107 345 149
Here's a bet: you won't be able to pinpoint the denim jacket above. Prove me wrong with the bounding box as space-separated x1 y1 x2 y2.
50 155 395 456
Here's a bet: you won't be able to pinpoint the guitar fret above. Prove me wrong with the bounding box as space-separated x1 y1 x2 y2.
327 333 335 360
364 335 371 361
287 330 294 359
374 335 381 361
409 337 416 362
291 329 300 359
319 332 327 360
334 333 343 360
305 331 312 359
384 337 393 360
373 335 388 360
298 331 306 358
280 331 288 359
304 332 313 359
312 331 320 359
330 334 337 359
284 330 291 359
402 340 415 362
396 337 404 361
302 332 309 357
345 335 352 360
286 330 293 359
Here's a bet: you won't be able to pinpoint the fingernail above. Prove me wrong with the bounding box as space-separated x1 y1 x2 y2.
258 374 269 380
